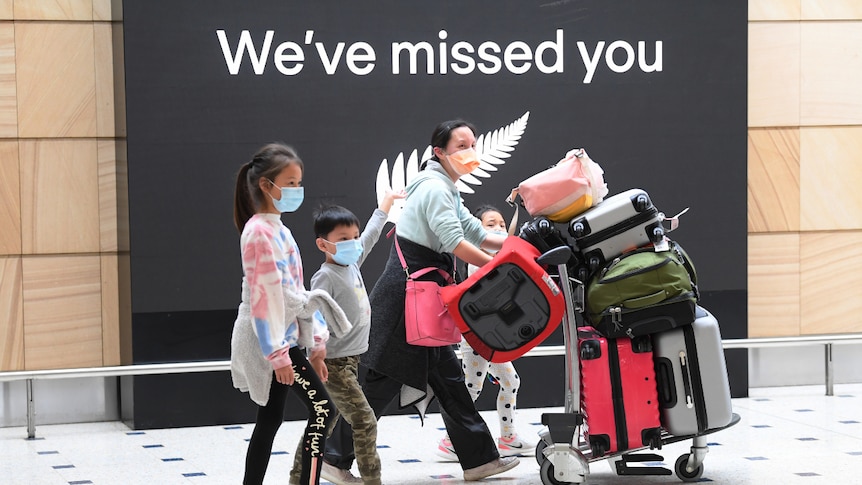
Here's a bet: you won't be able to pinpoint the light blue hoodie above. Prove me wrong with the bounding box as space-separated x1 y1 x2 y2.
395 160 487 253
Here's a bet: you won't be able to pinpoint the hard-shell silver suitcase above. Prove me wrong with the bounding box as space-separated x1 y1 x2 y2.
652 306 733 436
568 188 666 273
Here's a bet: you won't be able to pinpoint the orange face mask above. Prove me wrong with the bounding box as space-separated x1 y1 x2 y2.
446 148 481 175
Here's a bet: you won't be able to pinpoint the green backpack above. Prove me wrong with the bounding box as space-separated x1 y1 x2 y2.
586 240 698 338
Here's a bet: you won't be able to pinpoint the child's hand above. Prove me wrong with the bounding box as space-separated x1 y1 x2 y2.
380 188 406 214
275 363 296 386
309 348 328 382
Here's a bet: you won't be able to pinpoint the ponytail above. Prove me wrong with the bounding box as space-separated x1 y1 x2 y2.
233 162 255 233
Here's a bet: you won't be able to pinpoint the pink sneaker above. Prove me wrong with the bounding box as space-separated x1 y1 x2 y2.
497 435 536 457
435 436 459 461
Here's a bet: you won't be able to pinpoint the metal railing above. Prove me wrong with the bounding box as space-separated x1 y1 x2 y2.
1 333 861 439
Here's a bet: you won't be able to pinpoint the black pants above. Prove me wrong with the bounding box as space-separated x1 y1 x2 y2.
244 346 337 485
324 345 499 470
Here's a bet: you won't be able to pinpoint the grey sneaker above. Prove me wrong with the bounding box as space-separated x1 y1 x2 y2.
320 461 363 485
463 456 520 481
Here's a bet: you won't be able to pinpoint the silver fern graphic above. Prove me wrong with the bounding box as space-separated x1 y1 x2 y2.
376 111 530 224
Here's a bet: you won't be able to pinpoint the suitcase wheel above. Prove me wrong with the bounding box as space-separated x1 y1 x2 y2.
634 193 651 212
537 217 553 234
570 221 586 238
577 267 589 283
580 340 602 360
650 225 665 243
590 436 609 458
643 428 663 450
588 255 601 272
631 335 652 353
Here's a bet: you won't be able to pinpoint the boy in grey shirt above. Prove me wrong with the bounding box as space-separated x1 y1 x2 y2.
289 189 401 485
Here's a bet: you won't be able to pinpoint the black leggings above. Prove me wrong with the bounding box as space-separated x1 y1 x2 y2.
244 346 336 485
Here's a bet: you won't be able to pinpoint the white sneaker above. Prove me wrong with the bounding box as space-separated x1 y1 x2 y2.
320 461 363 485
463 456 520 481
497 435 536 457
435 436 459 461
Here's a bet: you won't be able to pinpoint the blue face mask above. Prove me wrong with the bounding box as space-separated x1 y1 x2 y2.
269 183 304 213
325 239 364 266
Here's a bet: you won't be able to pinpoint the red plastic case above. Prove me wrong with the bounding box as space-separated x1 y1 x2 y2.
441 237 565 363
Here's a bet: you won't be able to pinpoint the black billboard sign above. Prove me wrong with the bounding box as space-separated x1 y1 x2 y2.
123 0 747 427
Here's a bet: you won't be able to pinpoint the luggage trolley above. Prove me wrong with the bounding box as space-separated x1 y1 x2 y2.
534 246 740 485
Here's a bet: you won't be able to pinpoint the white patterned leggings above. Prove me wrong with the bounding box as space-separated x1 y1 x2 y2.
459 339 520 438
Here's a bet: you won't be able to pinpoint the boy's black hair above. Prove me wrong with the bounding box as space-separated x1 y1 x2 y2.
313 204 361 237
472 203 502 220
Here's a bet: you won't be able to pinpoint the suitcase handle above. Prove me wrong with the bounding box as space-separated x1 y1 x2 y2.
679 350 695 409
654 357 677 408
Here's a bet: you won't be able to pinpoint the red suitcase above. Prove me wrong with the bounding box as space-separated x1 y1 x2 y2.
578 327 662 457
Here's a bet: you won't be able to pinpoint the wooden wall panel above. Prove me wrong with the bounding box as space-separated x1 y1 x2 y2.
95 22 125 137
15 22 96 137
800 22 862 125
748 234 800 337
13 0 92 21
799 126 862 231
98 139 118 251
800 231 862 334
22 255 102 370
0 140 20 254
97 139 129 252
100 254 119 365
748 128 800 232
802 0 862 20
748 23 801 127
750 0 801 21
0 1 11 19
0 256 23 370
20 139 100 254
0 21 16 137
92 0 121 22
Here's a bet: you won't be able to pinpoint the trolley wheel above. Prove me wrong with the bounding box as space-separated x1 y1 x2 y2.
536 438 548 466
675 453 704 482
540 458 569 485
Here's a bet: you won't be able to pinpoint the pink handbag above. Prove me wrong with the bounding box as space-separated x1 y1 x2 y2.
394 234 461 347
507 148 608 223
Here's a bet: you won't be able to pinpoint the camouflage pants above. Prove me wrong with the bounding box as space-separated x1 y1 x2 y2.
290 355 381 485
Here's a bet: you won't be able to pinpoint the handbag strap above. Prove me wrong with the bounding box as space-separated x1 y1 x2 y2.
389 226 455 283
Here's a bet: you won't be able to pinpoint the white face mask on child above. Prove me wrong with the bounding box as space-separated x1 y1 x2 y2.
485 229 508 254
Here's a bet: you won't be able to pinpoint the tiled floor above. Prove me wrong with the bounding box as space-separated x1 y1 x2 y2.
1 383 861 485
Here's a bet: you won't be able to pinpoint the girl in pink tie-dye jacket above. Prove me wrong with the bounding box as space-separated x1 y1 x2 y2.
230 143 351 485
